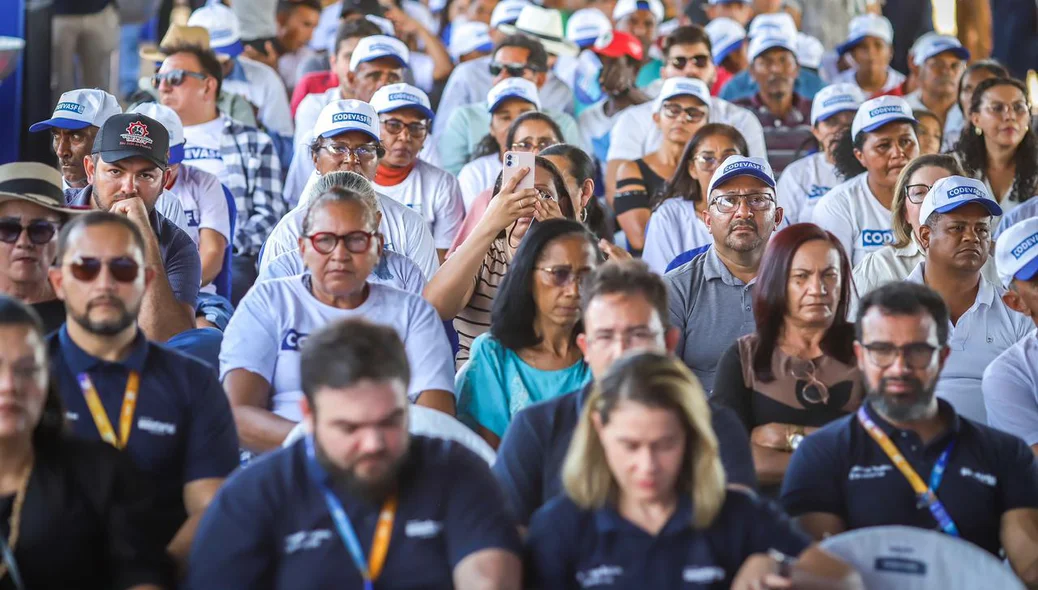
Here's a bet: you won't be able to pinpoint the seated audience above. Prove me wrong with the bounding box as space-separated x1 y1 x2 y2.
831 15 906 98
913 109 943 155
955 60 1009 146
269 0 323 92
611 0 664 87
525 351 863 589
714 223 863 492
781 281 1038 588
705 17 749 84
290 17 381 126
904 35 970 153
539 144 613 244
28 89 122 192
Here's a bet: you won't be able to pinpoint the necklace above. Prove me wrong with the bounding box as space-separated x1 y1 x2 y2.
0 460 33 581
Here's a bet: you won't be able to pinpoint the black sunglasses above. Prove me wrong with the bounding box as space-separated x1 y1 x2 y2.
489 61 542 77
0 219 57 245
151 69 209 89
68 256 140 283
669 55 711 70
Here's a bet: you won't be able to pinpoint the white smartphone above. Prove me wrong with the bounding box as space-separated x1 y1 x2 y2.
502 151 536 192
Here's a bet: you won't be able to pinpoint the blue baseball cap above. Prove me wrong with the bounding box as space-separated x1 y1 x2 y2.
996 217 1038 288
30 89 122 132
918 176 1003 229
707 156 776 195
851 95 916 140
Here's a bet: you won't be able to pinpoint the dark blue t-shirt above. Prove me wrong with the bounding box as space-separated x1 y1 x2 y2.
493 385 758 525
185 435 523 589
48 326 239 543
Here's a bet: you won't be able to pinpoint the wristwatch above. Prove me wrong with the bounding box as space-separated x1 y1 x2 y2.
787 426 806 452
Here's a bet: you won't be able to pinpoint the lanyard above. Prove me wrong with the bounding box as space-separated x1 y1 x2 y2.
77 371 139 450
856 406 959 537
306 437 397 588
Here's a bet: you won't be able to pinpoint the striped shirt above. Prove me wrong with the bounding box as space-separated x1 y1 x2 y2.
454 237 509 370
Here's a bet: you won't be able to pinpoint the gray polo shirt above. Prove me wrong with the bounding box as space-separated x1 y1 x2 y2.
665 247 757 393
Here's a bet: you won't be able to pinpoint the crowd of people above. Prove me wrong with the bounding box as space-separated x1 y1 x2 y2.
4 0 1038 587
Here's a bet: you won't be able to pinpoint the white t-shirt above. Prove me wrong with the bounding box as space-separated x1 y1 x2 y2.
294 87 341 151
811 173 894 266
182 118 229 179
776 152 843 227
257 248 427 295
457 155 501 214
220 278 455 421
168 164 232 246
832 67 906 98
260 179 440 280
377 160 465 249
578 101 619 165
224 56 294 137
641 199 712 274
983 331 1038 445
154 189 190 237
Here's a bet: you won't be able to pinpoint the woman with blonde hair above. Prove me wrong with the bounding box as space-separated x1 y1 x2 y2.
524 351 863 590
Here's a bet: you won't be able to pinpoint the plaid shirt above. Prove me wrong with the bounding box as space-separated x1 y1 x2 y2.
217 114 286 256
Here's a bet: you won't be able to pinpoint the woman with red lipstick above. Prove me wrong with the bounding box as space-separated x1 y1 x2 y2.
953 77 1038 216
713 224 864 494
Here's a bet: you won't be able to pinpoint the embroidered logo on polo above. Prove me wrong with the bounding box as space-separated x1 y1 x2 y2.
959 467 997 487
861 229 894 246
138 417 177 436
576 565 623 587
682 566 725 583
284 529 333 554
120 121 154 148
868 105 904 117
281 329 309 351
404 520 443 538
848 464 894 480
184 147 222 161
1010 231 1038 259
331 112 373 126
56 102 86 114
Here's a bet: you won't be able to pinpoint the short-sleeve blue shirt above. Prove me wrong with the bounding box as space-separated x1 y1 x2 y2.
48 326 239 543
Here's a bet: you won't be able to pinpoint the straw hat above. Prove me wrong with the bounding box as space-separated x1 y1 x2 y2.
138 25 229 64
0 163 89 216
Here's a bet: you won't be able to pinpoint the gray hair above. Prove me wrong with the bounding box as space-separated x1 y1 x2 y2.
302 171 380 235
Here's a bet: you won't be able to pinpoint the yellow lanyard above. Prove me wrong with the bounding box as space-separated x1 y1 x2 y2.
77 371 139 450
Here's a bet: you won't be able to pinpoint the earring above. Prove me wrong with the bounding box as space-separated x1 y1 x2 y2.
580 207 588 223
975 127 983 136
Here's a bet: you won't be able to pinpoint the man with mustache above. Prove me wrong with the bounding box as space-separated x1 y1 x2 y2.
665 156 783 392
904 35 970 152
780 281 1038 587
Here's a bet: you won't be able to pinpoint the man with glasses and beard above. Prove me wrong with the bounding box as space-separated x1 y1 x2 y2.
665 156 783 392
45 211 239 567
780 282 1038 586
187 318 522 589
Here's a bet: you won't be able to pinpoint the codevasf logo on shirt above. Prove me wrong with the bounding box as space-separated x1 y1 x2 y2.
861 229 893 246
281 329 309 351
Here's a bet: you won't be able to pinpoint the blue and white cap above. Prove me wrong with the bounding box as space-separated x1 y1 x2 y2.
313 100 380 142
129 103 185 165
567 8 612 49
449 21 494 61
919 175 1003 231
851 95 916 140
795 32 824 69
747 12 796 40
612 0 664 23
652 77 711 113
187 2 244 57
707 156 776 195
747 34 797 62
486 78 541 112
708 0 750 5
705 18 746 66
811 83 866 126
837 14 893 56
996 217 1038 288
29 89 122 132
491 0 530 29
349 35 410 72
370 83 435 120
912 34 970 67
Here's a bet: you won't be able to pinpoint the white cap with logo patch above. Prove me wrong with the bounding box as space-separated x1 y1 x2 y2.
313 100 381 142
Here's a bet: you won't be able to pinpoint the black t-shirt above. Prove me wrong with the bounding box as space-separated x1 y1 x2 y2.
30 299 65 336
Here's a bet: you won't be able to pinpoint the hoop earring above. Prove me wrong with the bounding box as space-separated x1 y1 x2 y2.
580 207 588 224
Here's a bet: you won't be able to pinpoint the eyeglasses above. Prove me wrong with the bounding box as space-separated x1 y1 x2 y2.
861 342 939 370
0 219 58 245
380 118 429 138
489 61 542 77
693 151 741 170
668 55 711 70
661 103 707 124
307 231 380 255
511 138 557 152
787 358 829 404
151 69 209 89
587 328 662 348
709 193 775 213
67 256 140 283
319 143 380 161
536 265 591 287
905 183 931 204
980 101 1030 118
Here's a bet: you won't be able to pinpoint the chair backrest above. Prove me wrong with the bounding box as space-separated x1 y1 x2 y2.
819 526 1024 590
213 185 238 300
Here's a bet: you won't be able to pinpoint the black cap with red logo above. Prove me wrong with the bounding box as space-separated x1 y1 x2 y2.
91 113 170 169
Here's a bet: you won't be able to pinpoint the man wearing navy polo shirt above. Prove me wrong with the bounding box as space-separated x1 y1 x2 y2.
187 318 522 589
781 282 1038 587
47 211 239 565
494 260 757 525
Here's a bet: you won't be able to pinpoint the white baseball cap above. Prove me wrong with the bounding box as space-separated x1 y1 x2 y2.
996 217 1038 288
811 83 866 126
349 35 410 72
851 95 916 141
837 14 893 56
912 34 970 67
795 32 824 69
29 89 122 132
491 0 530 29
707 156 776 195
449 21 494 61
918 176 1003 232
747 34 797 63
612 0 664 23
187 2 244 57
747 12 796 40
486 78 541 112
567 8 612 49
708 0 750 4
705 18 746 66
129 103 185 164
369 83 435 120
313 100 381 142
652 77 711 113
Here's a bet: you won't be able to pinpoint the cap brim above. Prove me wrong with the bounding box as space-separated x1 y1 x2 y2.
710 168 776 193
814 107 857 126
857 115 916 136
714 41 742 65
99 150 168 169
319 126 381 143
752 43 796 62
169 143 185 165
213 40 244 58
934 198 1004 217
920 46 970 65
29 118 92 133
377 104 436 120
0 192 89 215
1013 255 1038 284
489 94 539 113
357 54 409 69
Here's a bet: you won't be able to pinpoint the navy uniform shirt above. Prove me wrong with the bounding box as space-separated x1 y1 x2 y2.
185 435 523 589
48 326 239 543
525 490 810 589
493 385 758 525
780 399 1038 556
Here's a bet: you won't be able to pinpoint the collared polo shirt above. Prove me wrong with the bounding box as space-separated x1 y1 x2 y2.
906 262 1033 423
983 331 1038 446
48 326 239 543
665 247 757 392
780 399 1038 556
493 385 758 525
524 491 811 589
185 435 522 589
